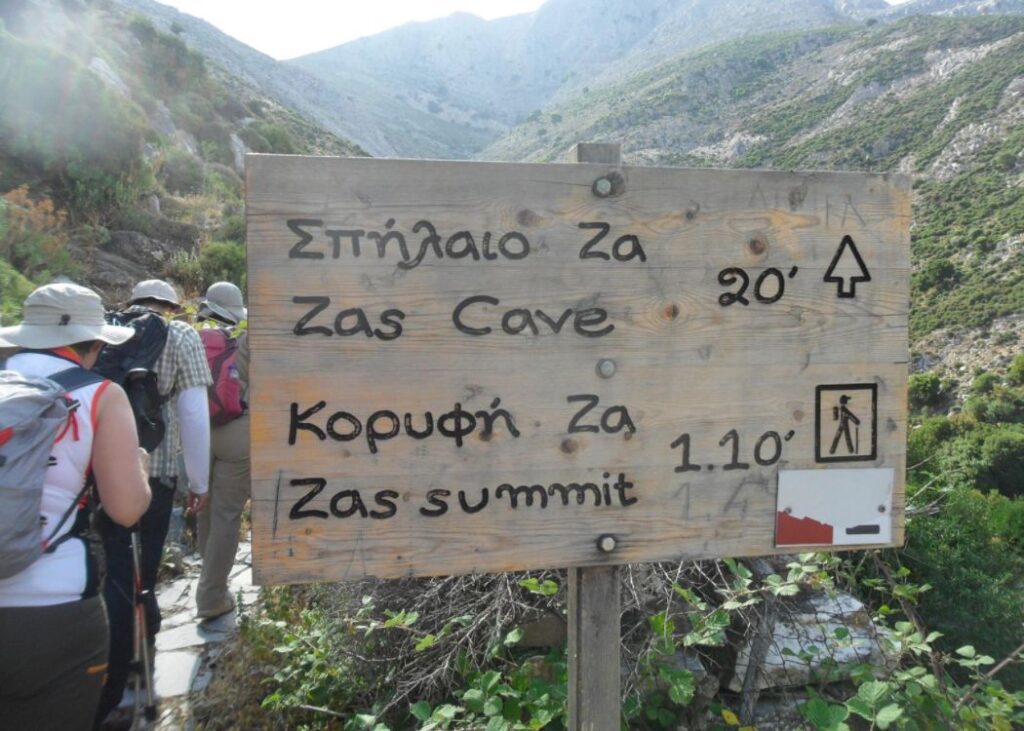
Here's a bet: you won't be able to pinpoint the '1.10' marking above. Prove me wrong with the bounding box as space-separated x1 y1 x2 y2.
670 429 796 472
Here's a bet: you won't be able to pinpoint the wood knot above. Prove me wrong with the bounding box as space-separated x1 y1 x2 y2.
560 438 578 454
517 209 541 227
748 237 767 255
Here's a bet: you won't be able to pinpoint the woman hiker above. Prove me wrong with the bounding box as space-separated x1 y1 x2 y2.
195 282 250 620
0 283 151 730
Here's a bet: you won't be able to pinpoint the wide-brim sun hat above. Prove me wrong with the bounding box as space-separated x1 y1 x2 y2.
200 281 247 325
129 279 181 309
0 282 135 349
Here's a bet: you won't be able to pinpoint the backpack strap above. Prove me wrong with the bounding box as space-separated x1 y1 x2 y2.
40 367 107 553
48 366 108 394
42 475 94 554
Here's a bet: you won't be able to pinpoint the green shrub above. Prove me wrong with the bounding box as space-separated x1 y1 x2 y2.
988 494 1024 548
972 371 999 395
240 122 297 154
1009 354 1024 386
964 386 1024 423
903 487 1024 688
166 241 245 295
127 15 207 95
907 415 958 473
980 428 1024 497
159 148 205 195
914 259 960 292
908 371 944 412
0 257 34 325
216 214 245 243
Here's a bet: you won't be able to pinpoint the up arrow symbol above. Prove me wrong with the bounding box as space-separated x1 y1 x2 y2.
824 235 871 298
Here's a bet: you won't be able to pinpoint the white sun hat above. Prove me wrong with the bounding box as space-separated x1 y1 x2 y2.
199 281 247 325
129 279 181 309
0 282 135 349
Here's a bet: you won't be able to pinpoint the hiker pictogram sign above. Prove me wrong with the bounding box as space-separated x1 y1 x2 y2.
245 155 910 584
815 383 878 463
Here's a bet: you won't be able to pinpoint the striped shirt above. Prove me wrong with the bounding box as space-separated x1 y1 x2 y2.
150 320 213 479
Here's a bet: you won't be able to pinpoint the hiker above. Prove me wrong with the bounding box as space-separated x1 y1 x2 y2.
96 279 213 724
0 283 151 731
195 281 250 620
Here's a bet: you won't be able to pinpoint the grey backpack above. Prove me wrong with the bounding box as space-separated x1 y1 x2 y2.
0 367 105 579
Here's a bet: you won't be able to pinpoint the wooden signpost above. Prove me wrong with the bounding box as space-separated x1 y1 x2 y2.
246 147 910 728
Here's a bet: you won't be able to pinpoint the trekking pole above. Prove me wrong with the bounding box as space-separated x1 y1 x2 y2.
130 526 158 727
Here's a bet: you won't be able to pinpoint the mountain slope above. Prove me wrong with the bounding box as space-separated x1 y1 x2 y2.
482 15 1024 359
0 0 363 303
287 0 892 158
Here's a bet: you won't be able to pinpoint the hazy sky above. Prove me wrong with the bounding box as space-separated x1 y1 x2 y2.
159 0 915 61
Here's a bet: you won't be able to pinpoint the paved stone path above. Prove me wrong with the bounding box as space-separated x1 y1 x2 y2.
115 539 258 730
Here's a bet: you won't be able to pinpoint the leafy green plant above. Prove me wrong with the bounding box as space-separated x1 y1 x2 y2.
166 241 246 295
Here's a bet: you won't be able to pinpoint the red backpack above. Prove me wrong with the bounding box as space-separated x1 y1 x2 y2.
199 329 244 426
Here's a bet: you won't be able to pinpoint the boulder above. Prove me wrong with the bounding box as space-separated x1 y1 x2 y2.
728 590 893 692
150 99 177 137
87 56 129 97
71 227 197 304
230 132 248 175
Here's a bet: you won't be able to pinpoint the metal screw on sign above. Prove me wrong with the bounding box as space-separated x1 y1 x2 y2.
597 535 617 553
593 177 613 197
597 358 617 378
878 505 887 513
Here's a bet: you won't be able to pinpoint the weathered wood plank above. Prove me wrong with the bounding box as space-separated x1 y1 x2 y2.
246 154 910 584
568 565 621 731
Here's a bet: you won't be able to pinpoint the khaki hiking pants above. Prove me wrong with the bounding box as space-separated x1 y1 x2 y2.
197 414 250 616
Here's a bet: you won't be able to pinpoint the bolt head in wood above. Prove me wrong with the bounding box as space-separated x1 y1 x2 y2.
597 534 617 553
593 177 613 197
597 358 616 378
878 504 887 513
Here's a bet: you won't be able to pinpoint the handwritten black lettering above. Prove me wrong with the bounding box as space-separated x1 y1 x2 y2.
289 398 521 453
366 410 400 454
475 398 520 438
366 219 408 259
371 490 399 519
287 218 530 270
420 489 451 517
567 394 601 434
573 308 614 337
453 295 498 335
290 402 326 444
496 483 548 509
578 222 611 261
287 219 324 259
293 296 332 336
457 488 489 513
452 297 614 338
288 477 328 520
330 489 368 518
376 309 406 340
437 403 476 448
325 229 364 258
548 482 601 506
326 411 361 442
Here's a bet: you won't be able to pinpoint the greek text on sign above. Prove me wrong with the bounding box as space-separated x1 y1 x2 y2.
246 155 910 584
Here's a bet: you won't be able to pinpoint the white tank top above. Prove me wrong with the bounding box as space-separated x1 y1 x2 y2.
0 351 111 607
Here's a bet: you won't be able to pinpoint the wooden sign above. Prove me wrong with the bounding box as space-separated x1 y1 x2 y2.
246 154 910 585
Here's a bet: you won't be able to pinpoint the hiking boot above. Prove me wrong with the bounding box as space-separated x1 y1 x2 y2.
196 596 235 621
